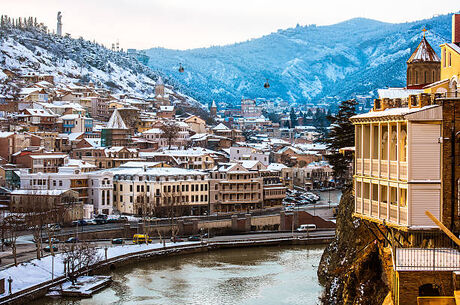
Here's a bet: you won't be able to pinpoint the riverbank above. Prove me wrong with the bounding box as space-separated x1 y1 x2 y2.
33 245 327 305
0 233 333 305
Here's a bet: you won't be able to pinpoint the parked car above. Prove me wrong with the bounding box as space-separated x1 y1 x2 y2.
202 233 213 239
170 236 184 243
65 237 79 243
112 238 124 245
86 219 98 225
44 245 58 252
45 238 60 244
95 214 108 224
72 220 88 226
42 224 61 231
188 235 201 241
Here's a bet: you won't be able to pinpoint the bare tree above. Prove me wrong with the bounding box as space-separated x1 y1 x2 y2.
4 215 22 266
62 242 101 284
160 121 180 149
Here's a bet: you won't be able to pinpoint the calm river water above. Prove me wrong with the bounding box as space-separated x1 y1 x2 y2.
32 245 325 305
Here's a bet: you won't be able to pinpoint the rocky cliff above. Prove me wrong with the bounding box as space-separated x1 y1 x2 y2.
317 188 389 305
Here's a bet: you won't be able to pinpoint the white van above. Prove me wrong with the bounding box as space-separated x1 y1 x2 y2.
296 224 317 232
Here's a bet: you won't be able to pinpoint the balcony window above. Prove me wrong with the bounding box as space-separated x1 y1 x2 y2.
399 124 407 162
372 184 378 201
363 182 370 200
390 125 397 161
381 126 388 159
363 125 370 159
380 185 388 203
390 187 397 205
400 188 407 207
372 125 379 159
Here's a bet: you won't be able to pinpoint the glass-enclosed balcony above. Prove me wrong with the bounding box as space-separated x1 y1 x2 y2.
355 122 408 181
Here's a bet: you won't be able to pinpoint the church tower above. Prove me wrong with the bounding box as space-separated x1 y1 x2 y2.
210 100 217 117
406 29 441 89
155 76 165 96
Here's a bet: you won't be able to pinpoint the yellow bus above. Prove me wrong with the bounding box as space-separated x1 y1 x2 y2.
133 234 152 244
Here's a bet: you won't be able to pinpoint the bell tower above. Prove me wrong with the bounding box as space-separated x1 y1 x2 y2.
406 29 441 89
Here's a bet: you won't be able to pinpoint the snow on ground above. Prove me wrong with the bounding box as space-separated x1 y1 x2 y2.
0 241 195 297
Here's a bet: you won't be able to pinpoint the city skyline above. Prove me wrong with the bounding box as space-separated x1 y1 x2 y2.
2 0 460 50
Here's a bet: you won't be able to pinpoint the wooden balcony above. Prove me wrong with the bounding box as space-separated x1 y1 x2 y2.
371 160 379 177
389 205 398 222
380 160 388 177
356 160 362 174
363 199 370 214
390 161 398 180
363 159 370 175
380 203 387 220
356 197 362 213
400 162 408 180
371 200 379 217
355 158 407 181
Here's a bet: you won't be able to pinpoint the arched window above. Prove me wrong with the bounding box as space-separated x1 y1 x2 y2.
443 49 446 67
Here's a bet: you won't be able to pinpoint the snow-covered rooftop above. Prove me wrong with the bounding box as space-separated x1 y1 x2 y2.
378 88 424 99
106 109 128 129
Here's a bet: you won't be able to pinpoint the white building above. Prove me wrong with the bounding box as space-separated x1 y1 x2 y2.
229 146 270 166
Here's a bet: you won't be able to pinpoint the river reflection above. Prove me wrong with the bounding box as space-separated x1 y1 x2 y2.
32 245 325 305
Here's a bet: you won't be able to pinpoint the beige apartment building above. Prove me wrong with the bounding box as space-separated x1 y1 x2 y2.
209 163 264 213
110 164 209 216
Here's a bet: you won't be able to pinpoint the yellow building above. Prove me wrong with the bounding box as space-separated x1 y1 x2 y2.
423 14 460 97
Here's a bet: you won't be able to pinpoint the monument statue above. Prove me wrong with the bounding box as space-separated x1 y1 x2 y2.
57 11 62 36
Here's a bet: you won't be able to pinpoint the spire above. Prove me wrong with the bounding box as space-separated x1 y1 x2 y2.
407 34 440 63
157 76 164 85
106 109 127 129
211 100 217 108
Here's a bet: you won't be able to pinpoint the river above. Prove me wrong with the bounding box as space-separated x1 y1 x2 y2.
32 245 325 305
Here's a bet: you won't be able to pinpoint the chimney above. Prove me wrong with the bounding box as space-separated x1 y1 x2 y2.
453 14 460 44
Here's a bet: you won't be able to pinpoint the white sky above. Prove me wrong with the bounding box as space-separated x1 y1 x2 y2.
2 0 460 50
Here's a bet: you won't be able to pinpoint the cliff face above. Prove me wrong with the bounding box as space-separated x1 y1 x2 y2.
317 188 389 305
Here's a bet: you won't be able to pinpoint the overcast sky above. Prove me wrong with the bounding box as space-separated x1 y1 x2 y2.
2 0 460 50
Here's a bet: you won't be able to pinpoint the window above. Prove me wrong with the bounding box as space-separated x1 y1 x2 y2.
130 185 133 192
120 195 123 202
59 181 62 187
120 185 123 191
136 185 140 192
130 196 133 203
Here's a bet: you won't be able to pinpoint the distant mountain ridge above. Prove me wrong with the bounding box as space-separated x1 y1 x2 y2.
145 13 456 106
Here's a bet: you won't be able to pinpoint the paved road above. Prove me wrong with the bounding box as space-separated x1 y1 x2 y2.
0 230 335 268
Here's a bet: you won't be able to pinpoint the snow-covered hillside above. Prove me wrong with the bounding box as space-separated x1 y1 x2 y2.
145 14 456 105
0 23 202 108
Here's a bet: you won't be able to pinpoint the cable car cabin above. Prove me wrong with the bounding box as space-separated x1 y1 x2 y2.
264 80 270 88
178 64 184 73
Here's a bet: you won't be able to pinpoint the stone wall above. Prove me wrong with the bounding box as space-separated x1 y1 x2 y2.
397 271 453 305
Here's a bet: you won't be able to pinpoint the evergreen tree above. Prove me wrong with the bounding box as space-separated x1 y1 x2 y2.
324 99 357 186
289 107 297 127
